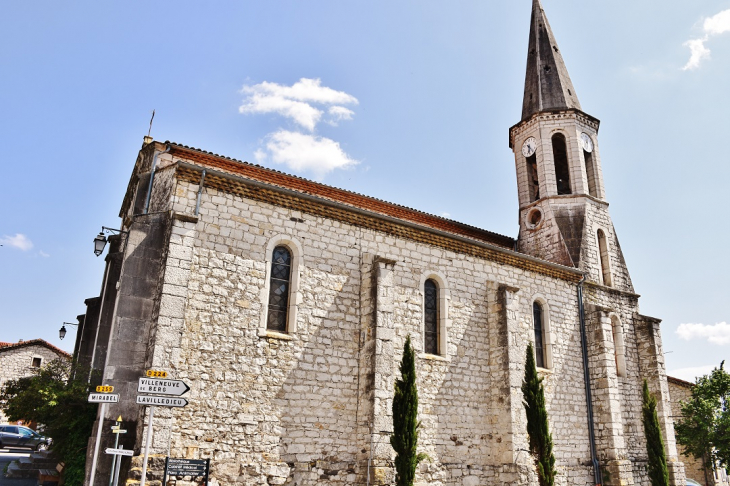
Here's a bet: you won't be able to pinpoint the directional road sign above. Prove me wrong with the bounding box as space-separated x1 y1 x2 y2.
137 378 190 396
88 393 119 403
136 395 188 407
105 448 134 457
112 429 127 434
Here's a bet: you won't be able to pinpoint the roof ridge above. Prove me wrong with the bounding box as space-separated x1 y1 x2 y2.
0 339 72 359
165 141 516 246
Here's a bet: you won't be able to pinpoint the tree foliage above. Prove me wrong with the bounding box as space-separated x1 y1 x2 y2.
522 342 556 486
0 359 97 486
642 380 669 486
675 361 730 475
390 335 428 486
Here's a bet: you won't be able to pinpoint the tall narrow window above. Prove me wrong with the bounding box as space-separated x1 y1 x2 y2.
597 230 612 287
533 302 546 368
552 133 572 195
526 154 540 201
584 150 598 197
267 246 292 332
611 315 627 377
424 279 439 355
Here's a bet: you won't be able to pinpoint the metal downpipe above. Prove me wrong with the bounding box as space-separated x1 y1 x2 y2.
578 276 602 486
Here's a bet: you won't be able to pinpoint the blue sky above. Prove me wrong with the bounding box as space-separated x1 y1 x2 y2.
1 1 728 382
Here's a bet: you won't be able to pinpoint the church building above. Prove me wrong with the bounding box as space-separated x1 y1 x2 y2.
79 1 687 484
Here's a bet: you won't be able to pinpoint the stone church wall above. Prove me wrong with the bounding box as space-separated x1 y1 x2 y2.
132 176 600 485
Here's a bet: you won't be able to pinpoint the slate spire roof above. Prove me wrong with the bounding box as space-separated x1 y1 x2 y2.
521 0 582 121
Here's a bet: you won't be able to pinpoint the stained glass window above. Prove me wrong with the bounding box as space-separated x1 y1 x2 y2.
424 279 439 355
267 246 291 332
533 302 545 368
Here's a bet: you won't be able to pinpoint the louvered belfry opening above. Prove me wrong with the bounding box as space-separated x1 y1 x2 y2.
552 133 572 195
267 246 292 332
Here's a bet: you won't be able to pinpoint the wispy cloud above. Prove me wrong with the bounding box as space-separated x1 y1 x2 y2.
676 322 730 345
241 78 359 178
39 251 50 258
0 233 34 251
255 130 357 180
239 78 358 131
667 364 717 383
682 8 730 70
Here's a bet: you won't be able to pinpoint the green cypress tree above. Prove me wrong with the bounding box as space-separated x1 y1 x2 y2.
642 380 669 486
390 335 427 486
522 342 557 486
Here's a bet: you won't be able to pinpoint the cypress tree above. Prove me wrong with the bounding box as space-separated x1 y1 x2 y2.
642 380 669 486
390 335 427 486
522 342 557 486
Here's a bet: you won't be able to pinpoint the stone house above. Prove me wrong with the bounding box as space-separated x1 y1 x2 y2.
668 376 730 486
0 339 71 424
79 1 688 484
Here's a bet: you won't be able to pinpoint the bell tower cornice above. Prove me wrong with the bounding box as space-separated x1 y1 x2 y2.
509 109 600 149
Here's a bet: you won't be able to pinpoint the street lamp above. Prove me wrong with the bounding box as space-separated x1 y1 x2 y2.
93 226 126 257
59 322 78 340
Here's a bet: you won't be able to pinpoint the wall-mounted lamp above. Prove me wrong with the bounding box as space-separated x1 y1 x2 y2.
59 322 78 340
93 226 127 257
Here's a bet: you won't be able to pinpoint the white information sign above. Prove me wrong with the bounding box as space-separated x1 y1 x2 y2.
88 393 119 403
137 378 190 396
105 448 134 457
136 395 188 408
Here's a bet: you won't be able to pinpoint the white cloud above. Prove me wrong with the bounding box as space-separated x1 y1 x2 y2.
667 365 717 383
239 78 358 131
39 251 50 258
683 8 730 70
441 212 451 218
0 233 34 251
676 322 730 345
256 130 358 180
682 38 711 70
327 106 355 125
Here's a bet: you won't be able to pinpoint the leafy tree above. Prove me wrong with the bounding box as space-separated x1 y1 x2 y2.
642 380 669 486
675 361 730 477
0 359 97 486
521 342 556 486
390 335 427 486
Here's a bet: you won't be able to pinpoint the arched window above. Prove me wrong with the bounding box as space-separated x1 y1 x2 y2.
597 229 612 287
611 315 627 378
267 245 292 332
584 150 598 197
424 279 439 355
526 154 540 201
552 133 572 195
533 301 546 368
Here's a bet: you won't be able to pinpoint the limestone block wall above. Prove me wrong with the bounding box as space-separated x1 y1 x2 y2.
129 175 602 486
0 343 69 424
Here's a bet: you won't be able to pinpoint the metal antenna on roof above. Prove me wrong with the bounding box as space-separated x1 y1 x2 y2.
147 109 155 137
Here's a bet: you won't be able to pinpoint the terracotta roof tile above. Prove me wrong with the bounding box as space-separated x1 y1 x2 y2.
0 339 71 359
167 142 516 250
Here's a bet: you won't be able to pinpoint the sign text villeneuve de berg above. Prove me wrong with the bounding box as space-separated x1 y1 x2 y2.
137 378 190 396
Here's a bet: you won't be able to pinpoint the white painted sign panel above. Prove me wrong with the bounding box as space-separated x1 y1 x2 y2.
88 393 119 403
137 378 190 396
105 448 134 456
136 395 188 408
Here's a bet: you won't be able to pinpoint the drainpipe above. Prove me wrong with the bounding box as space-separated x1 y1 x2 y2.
143 144 171 214
578 275 602 486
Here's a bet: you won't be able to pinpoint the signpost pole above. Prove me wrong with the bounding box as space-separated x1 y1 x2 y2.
108 417 122 486
161 456 169 486
205 458 210 486
89 402 107 486
111 446 123 486
139 406 155 486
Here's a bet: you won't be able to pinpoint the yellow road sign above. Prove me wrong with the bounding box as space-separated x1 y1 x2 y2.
146 370 168 378
96 385 114 393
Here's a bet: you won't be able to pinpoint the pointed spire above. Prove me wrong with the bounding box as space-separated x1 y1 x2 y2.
521 0 581 121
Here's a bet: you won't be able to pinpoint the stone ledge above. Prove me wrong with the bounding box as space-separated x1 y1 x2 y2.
258 330 296 341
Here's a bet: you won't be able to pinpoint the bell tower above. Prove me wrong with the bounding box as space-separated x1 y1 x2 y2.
510 0 633 291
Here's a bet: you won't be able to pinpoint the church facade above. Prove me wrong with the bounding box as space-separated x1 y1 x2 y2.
80 1 686 484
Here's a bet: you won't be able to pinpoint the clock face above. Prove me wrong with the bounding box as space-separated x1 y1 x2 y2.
580 133 594 153
522 137 537 158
